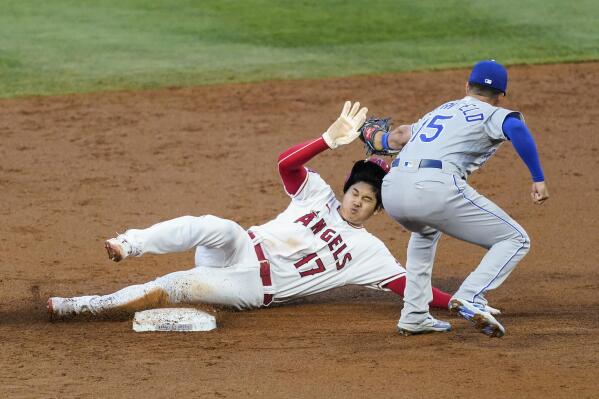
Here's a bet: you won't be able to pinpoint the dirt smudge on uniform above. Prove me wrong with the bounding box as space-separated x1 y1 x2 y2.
110 287 170 316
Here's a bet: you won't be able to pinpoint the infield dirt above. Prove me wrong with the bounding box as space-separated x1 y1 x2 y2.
1 63 598 398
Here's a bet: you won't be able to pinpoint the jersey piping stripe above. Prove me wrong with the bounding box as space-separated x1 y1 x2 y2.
452 175 526 302
277 138 322 166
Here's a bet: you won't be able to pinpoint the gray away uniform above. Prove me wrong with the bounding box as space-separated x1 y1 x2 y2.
382 96 530 325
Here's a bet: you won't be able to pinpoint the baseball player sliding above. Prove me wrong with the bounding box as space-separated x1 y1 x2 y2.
361 60 549 337
48 102 474 321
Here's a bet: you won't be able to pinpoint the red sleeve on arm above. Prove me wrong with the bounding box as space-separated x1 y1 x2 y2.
385 276 451 309
278 137 330 195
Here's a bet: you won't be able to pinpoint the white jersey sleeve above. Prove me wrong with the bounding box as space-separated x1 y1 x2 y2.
289 169 336 209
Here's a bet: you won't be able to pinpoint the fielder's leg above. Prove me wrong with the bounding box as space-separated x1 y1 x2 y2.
397 229 445 328
382 169 451 334
433 177 530 337
444 178 530 304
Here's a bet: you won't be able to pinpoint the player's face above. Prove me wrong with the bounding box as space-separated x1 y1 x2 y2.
339 182 379 226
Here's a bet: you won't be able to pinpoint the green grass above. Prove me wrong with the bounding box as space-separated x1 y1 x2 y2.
0 0 598 97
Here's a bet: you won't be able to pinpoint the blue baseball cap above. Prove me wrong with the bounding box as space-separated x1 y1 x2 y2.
468 60 508 94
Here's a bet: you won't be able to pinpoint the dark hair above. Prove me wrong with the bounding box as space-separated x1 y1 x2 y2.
468 82 504 98
343 161 387 210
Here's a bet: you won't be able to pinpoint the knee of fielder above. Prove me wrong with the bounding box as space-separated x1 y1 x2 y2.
513 229 531 256
495 227 530 258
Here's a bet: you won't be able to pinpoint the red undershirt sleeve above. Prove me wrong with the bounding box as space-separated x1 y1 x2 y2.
385 277 452 309
277 137 330 195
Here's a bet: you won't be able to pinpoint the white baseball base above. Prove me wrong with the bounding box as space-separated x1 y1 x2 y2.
132 308 217 332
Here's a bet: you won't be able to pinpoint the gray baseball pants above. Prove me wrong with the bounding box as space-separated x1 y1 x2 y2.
382 166 530 325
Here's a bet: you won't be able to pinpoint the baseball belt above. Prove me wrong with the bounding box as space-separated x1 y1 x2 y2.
391 158 465 179
391 158 442 169
248 231 274 306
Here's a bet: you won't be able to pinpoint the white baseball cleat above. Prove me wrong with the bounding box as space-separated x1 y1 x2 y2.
397 316 452 336
47 297 77 319
449 298 505 338
105 234 140 262
47 296 95 319
47 297 56 318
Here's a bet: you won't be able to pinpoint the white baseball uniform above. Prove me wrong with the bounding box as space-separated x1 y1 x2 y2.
67 168 406 315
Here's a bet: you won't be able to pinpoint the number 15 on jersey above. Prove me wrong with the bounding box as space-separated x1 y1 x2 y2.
418 115 453 142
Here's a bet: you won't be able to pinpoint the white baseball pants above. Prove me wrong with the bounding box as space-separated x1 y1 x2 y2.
79 215 265 314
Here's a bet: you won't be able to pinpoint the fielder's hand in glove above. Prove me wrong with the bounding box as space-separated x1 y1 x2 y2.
322 101 368 149
359 117 400 156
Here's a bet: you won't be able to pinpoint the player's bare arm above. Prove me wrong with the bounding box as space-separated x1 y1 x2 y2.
365 124 411 151
388 125 412 149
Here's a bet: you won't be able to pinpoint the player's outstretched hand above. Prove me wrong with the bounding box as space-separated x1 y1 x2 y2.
322 101 368 149
531 181 549 205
